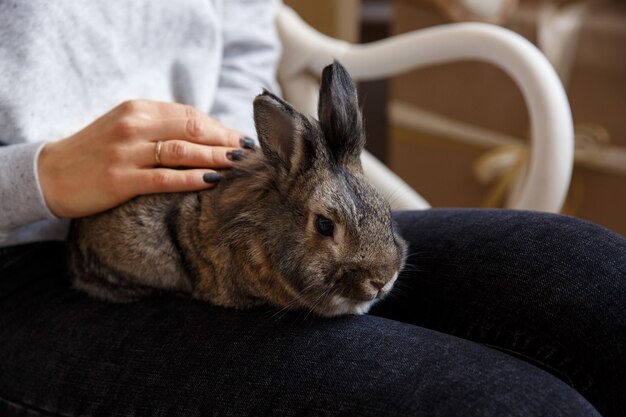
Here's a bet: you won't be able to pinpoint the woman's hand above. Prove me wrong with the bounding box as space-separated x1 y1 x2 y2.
38 100 252 218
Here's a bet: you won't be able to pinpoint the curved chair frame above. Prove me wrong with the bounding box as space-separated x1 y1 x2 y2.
276 5 574 213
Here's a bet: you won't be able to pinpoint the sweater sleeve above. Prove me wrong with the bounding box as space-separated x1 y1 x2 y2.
210 0 282 139
0 142 58 241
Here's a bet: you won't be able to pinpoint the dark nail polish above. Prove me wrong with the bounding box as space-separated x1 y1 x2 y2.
240 137 256 150
226 149 245 161
203 172 221 183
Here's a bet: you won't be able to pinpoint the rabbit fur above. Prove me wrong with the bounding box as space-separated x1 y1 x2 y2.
68 61 407 317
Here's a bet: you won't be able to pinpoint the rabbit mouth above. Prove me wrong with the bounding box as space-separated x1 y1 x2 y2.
297 271 399 317
334 269 399 303
303 295 374 317
329 297 375 316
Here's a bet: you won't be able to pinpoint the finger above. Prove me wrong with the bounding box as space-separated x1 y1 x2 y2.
114 100 208 121
116 100 242 141
140 140 243 168
229 130 257 149
136 117 242 148
132 168 222 195
141 103 249 148
111 100 251 148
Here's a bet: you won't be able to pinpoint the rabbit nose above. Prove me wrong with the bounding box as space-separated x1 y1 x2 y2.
369 280 385 291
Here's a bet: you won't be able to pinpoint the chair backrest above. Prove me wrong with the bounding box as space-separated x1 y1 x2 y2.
275 4 574 213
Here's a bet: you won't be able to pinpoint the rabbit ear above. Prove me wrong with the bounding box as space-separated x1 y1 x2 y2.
318 61 365 165
253 90 308 173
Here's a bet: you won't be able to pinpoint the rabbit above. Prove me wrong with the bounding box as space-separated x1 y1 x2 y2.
67 61 407 317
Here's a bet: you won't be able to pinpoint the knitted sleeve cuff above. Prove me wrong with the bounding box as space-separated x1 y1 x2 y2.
0 141 58 233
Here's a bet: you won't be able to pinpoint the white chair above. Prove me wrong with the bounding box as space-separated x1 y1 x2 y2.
276 4 574 213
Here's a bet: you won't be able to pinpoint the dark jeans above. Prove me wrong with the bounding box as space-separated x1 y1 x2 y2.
0 209 624 417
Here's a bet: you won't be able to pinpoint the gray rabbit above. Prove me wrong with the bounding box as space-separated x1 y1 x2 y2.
68 61 407 317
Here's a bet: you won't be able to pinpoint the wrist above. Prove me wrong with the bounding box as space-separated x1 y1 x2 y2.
37 141 67 218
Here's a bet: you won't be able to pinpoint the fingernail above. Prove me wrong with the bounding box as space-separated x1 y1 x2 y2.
226 149 245 161
240 137 256 149
203 172 221 183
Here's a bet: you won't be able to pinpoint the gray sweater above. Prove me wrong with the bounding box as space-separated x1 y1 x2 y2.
0 0 281 247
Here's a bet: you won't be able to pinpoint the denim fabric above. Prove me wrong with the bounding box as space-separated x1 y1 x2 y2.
0 209 623 417
372 209 626 416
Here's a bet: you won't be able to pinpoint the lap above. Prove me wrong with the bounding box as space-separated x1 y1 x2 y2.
2 208 620 417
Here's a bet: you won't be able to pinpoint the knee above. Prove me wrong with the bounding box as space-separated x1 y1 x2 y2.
419 374 600 417
336 353 601 417
450 210 625 276
509 211 625 279
516 211 623 248
398 209 625 280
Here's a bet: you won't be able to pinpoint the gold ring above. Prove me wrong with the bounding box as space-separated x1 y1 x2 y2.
154 141 163 166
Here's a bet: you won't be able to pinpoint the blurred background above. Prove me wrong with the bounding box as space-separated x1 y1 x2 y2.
284 0 626 236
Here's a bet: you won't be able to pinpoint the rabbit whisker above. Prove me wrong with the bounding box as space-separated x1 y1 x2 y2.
387 284 413 298
400 265 423 273
404 250 440 260
303 287 331 321
382 288 404 302
268 280 323 319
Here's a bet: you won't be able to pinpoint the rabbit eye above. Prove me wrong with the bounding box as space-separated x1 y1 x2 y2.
315 215 335 237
